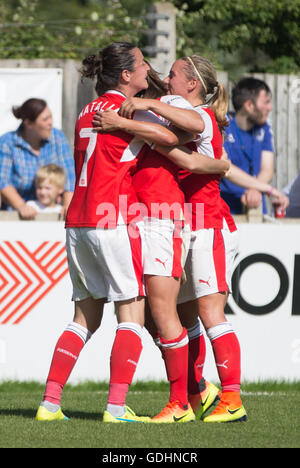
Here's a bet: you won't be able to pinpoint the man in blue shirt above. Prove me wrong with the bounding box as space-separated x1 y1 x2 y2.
220 78 274 214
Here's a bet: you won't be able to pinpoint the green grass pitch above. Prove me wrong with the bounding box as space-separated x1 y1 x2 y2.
0 380 299 449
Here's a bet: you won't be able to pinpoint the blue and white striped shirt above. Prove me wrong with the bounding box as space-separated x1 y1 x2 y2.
0 126 75 205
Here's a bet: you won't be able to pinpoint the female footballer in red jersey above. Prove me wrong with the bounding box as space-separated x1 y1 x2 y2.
35 43 188 423
96 62 287 424
160 55 247 423
94 66 231 423
107 57 247 423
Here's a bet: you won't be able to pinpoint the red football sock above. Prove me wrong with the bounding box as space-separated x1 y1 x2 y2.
43 327 87 405
188 332 206 395
107 383 129 407
108 323 143 406
160 328 189 408
207 323 241 393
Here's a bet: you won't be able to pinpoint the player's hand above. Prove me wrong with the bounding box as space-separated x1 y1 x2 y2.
241 188 262 208
92 109 122 132
119 98 150 119
18 204 37 220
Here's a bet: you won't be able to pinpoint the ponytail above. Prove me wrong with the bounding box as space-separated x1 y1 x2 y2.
80 53 104 95
209 82 229 133
81 54 102 80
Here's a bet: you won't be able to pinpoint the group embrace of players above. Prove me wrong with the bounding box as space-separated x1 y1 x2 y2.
35 42 248 424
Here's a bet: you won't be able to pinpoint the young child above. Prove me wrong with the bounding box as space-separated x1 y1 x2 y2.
26 164 66 214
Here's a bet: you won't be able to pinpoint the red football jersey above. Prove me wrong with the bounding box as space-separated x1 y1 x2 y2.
65 91 145 228
132 146 185 220
132 95 191 221
178 106 236 231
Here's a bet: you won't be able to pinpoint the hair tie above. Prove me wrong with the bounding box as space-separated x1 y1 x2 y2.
186 56 207 93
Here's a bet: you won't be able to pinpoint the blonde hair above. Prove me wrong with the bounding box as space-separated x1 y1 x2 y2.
181 55 229 132
35 164 66 190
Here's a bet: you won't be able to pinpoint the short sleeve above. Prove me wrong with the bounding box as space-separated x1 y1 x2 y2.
262 123 274 152
160 95 193 110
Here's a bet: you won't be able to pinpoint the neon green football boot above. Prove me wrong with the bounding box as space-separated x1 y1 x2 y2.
35 405 69 421
203 391 247 423
103 405 151 423
189 381 221 420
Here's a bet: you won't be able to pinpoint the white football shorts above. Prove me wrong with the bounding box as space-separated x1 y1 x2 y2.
66 222 145 303
177 226 239 303
140 217 191 278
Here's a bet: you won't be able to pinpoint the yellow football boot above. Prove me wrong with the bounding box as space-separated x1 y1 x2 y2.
35 405 69 421
103 405 151 423
189 381 221 420
203 391 247 423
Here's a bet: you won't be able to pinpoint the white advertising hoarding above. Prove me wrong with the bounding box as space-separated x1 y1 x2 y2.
0 221 299 383
0 68 63 134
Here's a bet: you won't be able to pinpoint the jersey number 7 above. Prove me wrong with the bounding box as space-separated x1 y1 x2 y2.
78 128 97 187
78 128 145 187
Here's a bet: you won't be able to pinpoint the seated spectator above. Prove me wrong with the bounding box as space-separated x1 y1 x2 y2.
224 156 289 214
0 98 75 219
283 172 300 218
220 77 274 214
26 164 66 215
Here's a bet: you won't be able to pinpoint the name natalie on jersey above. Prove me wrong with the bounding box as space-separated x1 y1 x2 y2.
78 100 120 120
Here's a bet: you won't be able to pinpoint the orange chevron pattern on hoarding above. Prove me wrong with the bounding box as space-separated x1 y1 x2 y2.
0 241 68 325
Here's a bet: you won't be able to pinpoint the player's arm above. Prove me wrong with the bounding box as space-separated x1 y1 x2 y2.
153 143 230 175
119 97 205 134
92 109 193 146
93 110 221 173
225 162 273 192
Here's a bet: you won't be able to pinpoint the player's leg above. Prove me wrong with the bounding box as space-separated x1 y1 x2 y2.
178 299 221 420
99 221 150 422
176 228 223 419
103 295 151 422
146 275 194 423
201 295 246 422
138 218 193 423
144 293 199 421
144 298 161 346
178 300 206 395
36 297 104 421
198 227 246 422
36 226 108 421
147 275 182 340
